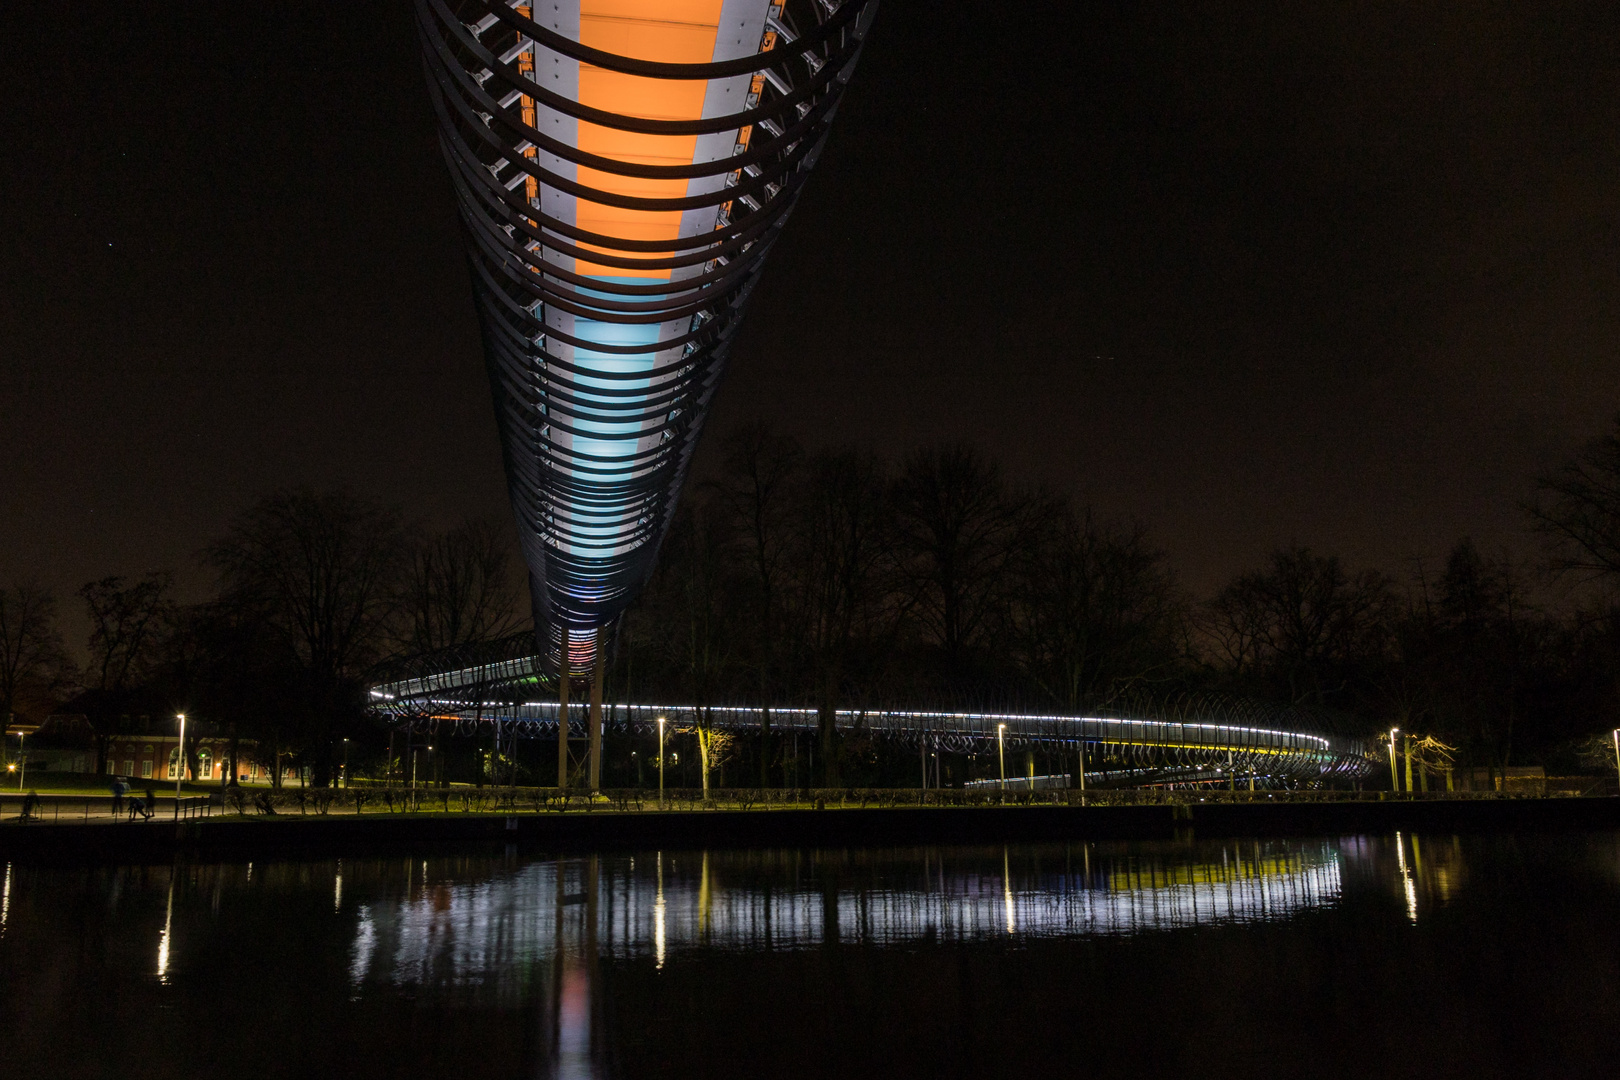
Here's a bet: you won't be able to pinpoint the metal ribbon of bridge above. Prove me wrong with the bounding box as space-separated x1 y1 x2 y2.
369 656 1375 782
419 0 878 672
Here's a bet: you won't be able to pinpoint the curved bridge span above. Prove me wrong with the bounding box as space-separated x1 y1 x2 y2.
370 650 1374 784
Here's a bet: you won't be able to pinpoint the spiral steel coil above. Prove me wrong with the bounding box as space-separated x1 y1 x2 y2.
417 0 879 666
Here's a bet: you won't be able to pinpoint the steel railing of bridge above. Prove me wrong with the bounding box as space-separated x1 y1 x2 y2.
369 680 1374 781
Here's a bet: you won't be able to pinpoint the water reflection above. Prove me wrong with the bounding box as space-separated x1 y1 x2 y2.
329 841 1347 1078
346 841 1342 997
155 872 174 983
4 834 1618 1079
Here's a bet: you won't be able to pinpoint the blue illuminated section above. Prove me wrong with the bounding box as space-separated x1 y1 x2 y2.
562 277 665 564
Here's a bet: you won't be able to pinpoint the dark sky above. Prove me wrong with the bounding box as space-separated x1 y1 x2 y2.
4 0 1618 645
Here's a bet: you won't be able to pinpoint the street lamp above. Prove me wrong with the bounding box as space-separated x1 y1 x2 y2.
1388 728 1400 793
342 737 350 788
997 723 1007 792
175 713 187 800
1612 729 1619 792
15 729 26 792
657 716 666 806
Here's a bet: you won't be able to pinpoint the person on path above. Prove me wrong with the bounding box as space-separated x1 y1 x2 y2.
111 778 127 818
144 787 157 820
127 795 144 821
20 790 38 822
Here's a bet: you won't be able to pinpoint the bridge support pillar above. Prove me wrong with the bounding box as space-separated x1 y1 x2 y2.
588 627 604 792
557 626 570 790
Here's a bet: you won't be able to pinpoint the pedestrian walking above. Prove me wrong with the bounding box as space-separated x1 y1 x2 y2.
111 777 127 818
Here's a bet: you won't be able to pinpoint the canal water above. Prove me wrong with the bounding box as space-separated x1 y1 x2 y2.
2 831 1617 1078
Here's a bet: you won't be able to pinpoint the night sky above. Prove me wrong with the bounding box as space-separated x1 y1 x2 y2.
4 0 1617 643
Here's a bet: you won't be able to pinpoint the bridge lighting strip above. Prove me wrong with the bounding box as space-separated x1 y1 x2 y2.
378 696 1337 752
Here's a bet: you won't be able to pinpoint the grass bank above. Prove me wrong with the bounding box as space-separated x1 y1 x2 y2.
1 792 1616 864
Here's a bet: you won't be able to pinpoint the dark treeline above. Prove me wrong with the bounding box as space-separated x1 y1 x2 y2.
616 428 1185 786
3 419 1620 787
0 495 522 787
618 420 1620 783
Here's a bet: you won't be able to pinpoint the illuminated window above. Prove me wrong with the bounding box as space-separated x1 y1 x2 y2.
140 760 152 779
123 759 134 776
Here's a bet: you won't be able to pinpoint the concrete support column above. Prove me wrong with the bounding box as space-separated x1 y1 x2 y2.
557 625 570 790
588 626 605 791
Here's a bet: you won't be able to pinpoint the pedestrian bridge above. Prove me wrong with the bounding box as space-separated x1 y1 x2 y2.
368 638 1375 785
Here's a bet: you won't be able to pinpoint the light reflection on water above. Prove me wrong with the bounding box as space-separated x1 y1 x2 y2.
3 833 1618 1079
339 840 1343 1078
349 841 1343 997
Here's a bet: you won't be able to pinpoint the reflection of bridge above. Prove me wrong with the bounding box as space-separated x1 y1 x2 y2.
349 841 1345 988
342 840 1345 1076
368 639 1374 783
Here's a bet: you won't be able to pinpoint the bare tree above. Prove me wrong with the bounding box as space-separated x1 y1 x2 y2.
651 501 735 795
1011 505 1184 711
81 572 174 696
1203 546 1393 707
710 423 803 783
1426 540 1546 775
0 583 72 730
891 444 1025 669
399 516 523 654
1531 416 1620 583
78 572 176 770
205 489 405 785
782 449 897 786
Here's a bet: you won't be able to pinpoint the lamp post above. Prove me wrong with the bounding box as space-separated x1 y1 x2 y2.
15 730 26 792
1612 729 1619 792
175 714 187 799
171 713 186 821
997 723 1007 792
657 716 666 806
342 737 350 788
1388 728 1400 792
